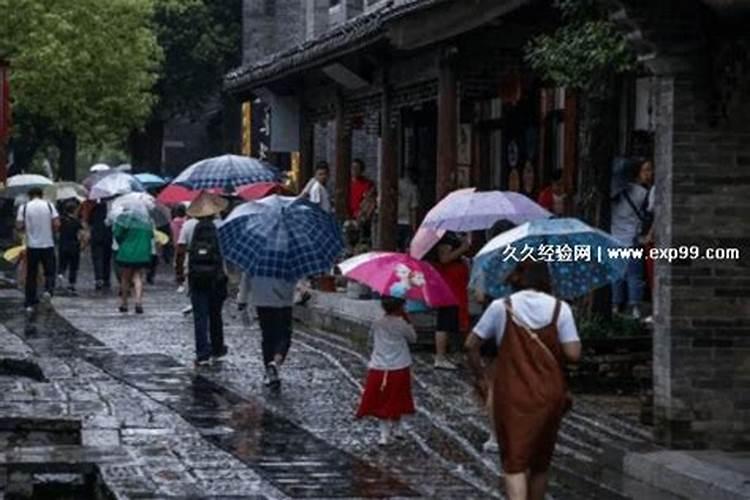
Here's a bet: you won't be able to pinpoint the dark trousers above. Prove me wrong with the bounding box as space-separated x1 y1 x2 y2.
58 246 80 285
190 287 226 360
147 255 158 283
91 240 112 286
25 247 56 307
256 307 293 366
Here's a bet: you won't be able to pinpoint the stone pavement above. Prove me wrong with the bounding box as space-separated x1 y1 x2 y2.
0 262 688 499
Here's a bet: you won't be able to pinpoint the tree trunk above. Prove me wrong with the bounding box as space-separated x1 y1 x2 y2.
576 79 619 317
57 129 77 181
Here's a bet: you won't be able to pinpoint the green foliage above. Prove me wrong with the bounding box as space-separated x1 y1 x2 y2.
578 314 644 339
0 0 162 144
525 0 634 94
153 0 242 117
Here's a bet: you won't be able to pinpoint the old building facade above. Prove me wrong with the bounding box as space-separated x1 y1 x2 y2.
229 0 750 449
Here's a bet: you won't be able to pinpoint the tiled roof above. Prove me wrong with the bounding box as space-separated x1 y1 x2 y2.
224 0 451 92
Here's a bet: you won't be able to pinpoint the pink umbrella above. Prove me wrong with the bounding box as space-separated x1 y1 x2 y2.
409 227 445 260
338 252 457 307
157 184 201 205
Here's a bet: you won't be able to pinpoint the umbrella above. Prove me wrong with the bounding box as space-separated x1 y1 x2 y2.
421 188 551 231
236 182 291 201
1 174 54 198
470 218 627 300
115 163 133 172
173 154 281 191
135 173 166 189
110 192 170 227
44 181 87 202
409 227 446 260
89 172 144 200
157 181 289 205
218 195 343 281
157 184 200 205
338 252 457 307
89 163 110 173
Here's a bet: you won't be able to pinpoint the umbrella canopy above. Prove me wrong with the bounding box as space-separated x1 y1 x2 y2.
421 188 552 232
470 218 627 300
157 181 289 205
338 252 457 307
173 154 281 190
409 227 446 260
89 172 144 200
115 163 133 172
1 174 54 198
110 192 170 227
134 173 167 189
218 195 343 281
89 163 110 173
44 181 87 202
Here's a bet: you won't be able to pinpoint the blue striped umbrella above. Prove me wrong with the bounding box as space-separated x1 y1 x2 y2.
173 154 281 191
218 195 343 281
470 218 627 300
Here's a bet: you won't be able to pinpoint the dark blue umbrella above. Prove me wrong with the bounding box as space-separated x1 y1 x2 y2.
173 154 281 191
218 196 343 281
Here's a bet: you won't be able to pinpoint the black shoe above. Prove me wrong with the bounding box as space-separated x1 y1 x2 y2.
135 305 144 315
266 362 280 390
95 281 103 291
118 305 128 313
68 285 77 296
212 345 228 361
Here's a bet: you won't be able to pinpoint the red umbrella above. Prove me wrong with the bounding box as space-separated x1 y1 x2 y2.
157 184 201 205
157 182 290 205
236 182 291 200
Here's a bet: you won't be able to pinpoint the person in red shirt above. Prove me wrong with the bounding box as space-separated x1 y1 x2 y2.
349 159 375 219
349 159 376 244
537 170 569 216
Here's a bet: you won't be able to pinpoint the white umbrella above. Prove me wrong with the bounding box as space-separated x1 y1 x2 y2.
88 172 144 200
1 174 54 199
115 163 133 172
44 181 87 202
110 192 170 227
89 163 110 173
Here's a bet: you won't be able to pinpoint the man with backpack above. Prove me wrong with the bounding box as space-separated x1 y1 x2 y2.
16 187 60 312
179 193 229 367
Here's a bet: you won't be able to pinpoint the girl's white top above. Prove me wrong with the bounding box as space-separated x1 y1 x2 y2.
368 315 417 371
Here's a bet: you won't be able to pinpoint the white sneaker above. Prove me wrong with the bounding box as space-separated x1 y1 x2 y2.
643 315 654 324
482 437 499 453
181 305 193 315
434 357 457 370
176 285 185 294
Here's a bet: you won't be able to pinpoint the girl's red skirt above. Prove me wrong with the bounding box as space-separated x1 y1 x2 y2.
356 367 415 420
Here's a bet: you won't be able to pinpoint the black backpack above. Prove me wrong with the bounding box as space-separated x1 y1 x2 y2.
188 219 224 288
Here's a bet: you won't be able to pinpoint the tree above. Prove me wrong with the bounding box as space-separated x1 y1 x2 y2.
525 0 634 228
130 0 242 168
525 0 635 317
0 0 161 179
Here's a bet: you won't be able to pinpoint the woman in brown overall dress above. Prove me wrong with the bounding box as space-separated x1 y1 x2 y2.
466 261 582 500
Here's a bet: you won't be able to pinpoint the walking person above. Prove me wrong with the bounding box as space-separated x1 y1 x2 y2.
57 201 83 294
184 193 229 367
250 275 297 390
465 261 581 500
16 187 59 312
84 199 113 291
356 296 417 445
397 169 419 251
113 209 154 314
426 231 471 370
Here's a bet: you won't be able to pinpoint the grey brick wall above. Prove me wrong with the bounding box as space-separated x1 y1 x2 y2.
653 72 750 450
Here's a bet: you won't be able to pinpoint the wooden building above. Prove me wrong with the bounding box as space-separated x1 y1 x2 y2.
226 0 576 250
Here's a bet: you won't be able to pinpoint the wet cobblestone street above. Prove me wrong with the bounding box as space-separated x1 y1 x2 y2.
0 264 681 499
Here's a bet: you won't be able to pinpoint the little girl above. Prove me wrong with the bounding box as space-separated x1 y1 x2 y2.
356 296 417 445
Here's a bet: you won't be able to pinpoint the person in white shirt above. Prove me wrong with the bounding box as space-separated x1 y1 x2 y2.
300 161 331 213
465 261 581 500
397 169 419 251
355 297 417 445
16 187 60 310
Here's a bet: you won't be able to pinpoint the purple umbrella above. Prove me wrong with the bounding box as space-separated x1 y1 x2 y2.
420 188 551 232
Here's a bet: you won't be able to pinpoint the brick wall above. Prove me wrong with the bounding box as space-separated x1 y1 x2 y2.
653 72 750 450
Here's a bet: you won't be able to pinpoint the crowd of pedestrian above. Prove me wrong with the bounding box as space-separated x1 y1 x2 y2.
9 153 656 500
